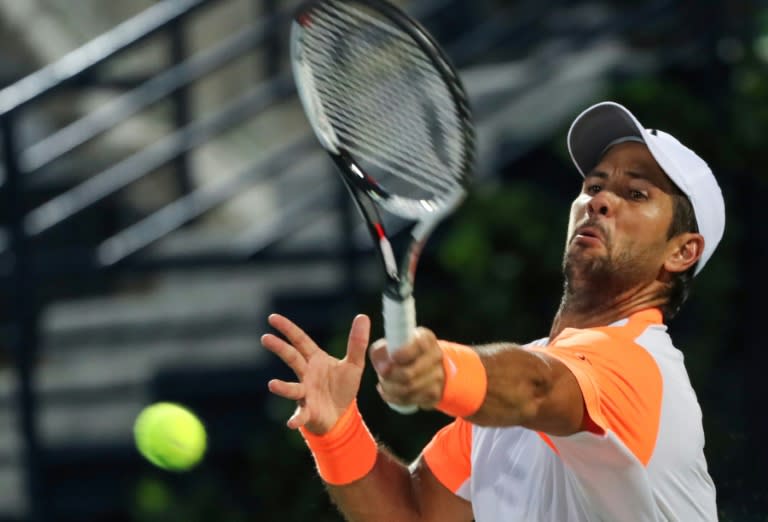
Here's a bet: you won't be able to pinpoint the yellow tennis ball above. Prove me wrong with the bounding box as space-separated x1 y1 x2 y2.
133 402 207 472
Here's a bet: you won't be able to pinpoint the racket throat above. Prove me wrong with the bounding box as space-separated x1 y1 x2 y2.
332 149 390 201
332 149 404 285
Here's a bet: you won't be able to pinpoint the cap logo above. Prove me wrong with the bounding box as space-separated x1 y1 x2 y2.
650 129 658 136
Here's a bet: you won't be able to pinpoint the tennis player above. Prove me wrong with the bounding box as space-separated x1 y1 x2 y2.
261 101 723 521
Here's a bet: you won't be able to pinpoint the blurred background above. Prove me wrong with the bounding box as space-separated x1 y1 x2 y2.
0 0 763 520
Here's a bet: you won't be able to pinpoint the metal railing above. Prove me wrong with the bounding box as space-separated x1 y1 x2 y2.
0 1 290 519
0 0 690 519
0 1 493 519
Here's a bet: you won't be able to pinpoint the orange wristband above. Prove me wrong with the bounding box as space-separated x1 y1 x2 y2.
436 341 488 418
299 400 377 485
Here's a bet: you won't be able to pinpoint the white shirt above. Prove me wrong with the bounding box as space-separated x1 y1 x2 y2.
422 308 717 521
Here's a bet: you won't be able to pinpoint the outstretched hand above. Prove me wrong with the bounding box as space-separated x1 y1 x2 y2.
261 313 370 435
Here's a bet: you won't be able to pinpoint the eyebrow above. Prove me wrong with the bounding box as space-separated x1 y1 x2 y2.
626 170 654 181
584 169 655 182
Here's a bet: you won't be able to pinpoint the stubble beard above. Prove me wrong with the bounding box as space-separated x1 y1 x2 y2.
560 241 638 315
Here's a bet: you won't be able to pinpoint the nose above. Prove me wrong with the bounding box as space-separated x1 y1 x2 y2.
587 189 616 217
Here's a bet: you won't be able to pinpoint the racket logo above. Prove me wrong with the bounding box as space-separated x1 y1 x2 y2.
297 12 312 27
377 235 399 280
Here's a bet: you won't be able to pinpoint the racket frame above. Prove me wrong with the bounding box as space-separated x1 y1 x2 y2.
291 0 475 413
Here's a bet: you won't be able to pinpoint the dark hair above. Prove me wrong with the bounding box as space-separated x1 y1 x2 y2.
660 191 698 321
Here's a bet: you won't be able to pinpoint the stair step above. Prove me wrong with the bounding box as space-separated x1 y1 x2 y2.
42 264 345 340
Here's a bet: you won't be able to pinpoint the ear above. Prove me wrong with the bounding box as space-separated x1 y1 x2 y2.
664 233 704 274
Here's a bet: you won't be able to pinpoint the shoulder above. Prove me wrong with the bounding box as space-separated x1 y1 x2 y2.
548 308 671 363
537 309 669 464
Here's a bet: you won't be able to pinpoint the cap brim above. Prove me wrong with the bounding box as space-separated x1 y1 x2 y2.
567 101 647 176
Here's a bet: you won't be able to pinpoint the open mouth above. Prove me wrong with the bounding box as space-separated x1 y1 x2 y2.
573 226 604 244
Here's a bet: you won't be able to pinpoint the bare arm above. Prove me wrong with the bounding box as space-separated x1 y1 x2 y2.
328 452 472 522
468 343 583 435
262 315 473 522
372 330 584 436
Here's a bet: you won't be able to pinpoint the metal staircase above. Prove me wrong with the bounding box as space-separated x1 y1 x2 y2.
0 0 694 519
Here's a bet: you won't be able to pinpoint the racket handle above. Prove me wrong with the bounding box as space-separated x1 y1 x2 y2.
382 294 419 415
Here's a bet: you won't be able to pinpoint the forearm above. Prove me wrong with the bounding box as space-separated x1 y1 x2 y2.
301 401 425 522
373 328 579 443
328 447 422 522
443 342 554 427
375 332 550 425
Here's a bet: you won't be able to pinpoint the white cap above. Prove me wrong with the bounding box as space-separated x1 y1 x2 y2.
567 101 725 276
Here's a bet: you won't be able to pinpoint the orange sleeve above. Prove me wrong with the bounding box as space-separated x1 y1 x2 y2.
531 329 662 465
422 418 472 494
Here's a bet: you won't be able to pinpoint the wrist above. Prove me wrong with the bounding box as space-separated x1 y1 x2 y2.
299 400 377 485
436 341 488 418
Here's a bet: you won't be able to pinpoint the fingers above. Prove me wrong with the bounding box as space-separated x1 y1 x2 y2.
369 339 392 375
261 333 308 378
377 383 416 407
266 377 310 430
386 345 443 386
345 314 371 368
372 328 442 382
263 313 365 433
377 381 439 409
377 366 443 407
267 314 319 359
371 327 445 409
287 404 311 430
267 379 305 401
389 327 439 365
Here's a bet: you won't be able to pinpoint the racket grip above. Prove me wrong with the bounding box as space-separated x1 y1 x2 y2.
382 294 418 415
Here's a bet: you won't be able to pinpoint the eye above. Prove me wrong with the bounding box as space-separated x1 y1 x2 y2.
586 184 602 195
629 189 648 201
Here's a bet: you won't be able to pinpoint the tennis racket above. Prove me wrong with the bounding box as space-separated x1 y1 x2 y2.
290 0 475 414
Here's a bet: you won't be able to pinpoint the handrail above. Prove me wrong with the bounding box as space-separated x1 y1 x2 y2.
8 0 682 256
97 133 318 265
0 3 702 521
14 0 489 239
0 0 457 120
24 74 295 237
26 244 372 277
0 0 214 116
20 11 288 176
24 0 680 254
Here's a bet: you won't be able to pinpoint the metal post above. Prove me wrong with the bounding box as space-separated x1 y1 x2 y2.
169 19 194 199
1 113 45 522
262 0 281 78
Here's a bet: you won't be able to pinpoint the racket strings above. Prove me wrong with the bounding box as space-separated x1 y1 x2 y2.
319 66 460 198
311 78 459 195
323 3 442 75
298 1 468 200
302 19 461 190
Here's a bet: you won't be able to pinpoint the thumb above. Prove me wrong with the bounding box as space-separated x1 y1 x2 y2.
345 314 370 368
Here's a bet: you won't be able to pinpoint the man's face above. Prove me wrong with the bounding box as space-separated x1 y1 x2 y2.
563 141 678 292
